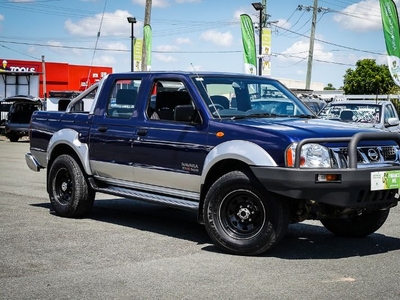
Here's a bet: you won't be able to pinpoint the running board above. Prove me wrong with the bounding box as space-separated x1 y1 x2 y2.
89 178 199 211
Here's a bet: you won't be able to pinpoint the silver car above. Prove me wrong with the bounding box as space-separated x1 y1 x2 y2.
317 100 400 132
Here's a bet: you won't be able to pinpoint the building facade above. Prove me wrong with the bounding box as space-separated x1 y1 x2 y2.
1 59 113 98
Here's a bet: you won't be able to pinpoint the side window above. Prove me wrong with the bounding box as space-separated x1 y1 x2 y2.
384 104 396 123
146 79 194 122
106 79 141 118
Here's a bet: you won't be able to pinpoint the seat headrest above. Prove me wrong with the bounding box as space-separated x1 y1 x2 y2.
340 110 354 121
156 91 191 109
116 89 137 105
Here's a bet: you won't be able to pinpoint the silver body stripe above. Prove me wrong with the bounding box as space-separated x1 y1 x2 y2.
132 166 201 193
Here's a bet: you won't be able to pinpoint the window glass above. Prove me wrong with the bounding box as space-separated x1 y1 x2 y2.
146 79 194 122
191 75 308 118
106 79 141 118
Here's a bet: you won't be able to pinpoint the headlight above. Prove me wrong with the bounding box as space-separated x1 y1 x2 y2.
286 143 331 168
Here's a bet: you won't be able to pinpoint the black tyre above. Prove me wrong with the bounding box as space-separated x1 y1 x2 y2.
203 170 289 256
48 154 95 218
8 135 19 142
321 209 390 237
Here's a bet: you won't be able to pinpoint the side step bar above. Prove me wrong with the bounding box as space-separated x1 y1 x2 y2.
88 178 199 211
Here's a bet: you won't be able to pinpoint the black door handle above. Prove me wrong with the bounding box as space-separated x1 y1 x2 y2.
137 129 148 136
98 126 108 132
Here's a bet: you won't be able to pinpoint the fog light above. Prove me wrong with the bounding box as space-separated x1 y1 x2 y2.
317 174 341 182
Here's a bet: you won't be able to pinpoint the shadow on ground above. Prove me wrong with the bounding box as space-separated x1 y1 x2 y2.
32 198 400 258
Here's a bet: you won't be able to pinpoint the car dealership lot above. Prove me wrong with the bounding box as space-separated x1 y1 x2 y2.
1 137 400 300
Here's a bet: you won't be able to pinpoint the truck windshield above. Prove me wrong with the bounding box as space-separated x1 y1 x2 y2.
191 75 312 119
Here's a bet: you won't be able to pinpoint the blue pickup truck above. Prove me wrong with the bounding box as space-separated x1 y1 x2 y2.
26 71 400 255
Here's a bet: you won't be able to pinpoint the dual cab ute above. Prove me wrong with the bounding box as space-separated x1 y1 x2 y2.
26 71 400 255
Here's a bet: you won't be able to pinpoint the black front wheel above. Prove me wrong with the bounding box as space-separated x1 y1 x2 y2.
48 154 95 218
321 209 390 237
203 170 289 256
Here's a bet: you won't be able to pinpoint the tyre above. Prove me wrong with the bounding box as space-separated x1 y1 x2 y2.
8 135 19 142
320 209 390 237
203 170 289 256
48 154 95 218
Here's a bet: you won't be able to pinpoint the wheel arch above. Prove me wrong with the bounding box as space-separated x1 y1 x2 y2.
46 129 92 192
197 140 277 223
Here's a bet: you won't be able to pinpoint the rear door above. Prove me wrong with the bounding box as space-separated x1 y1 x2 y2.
89 76 143 182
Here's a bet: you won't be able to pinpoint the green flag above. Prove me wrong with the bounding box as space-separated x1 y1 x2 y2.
144 24 152 71
240 14 257 75
380 0 400 86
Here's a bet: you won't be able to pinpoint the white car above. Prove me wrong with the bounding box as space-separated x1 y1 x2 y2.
317 100 400 132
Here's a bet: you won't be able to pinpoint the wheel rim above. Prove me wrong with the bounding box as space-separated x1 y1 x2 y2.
53 167 73 205
219 190 266 238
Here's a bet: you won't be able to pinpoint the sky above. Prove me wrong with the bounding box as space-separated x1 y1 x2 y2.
0 0 394 90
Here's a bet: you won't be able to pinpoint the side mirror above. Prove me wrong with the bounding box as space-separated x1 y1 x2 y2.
386 117 400 127
174 105 196 122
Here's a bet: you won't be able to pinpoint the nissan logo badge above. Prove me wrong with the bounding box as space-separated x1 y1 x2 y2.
367 149 379 161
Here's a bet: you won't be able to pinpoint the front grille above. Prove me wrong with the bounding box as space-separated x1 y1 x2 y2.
357 189 398 204
332 146 399 167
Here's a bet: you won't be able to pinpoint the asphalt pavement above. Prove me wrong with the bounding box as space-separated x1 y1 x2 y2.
1 136 400 300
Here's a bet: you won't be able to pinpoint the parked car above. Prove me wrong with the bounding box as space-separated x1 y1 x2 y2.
301 97 326 114
317 100 400 132
2 95 42 142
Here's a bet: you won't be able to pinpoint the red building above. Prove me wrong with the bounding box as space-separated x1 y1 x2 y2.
2 59 113 97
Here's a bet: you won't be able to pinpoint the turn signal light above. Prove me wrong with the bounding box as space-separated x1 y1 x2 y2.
216 131 225 138
316 174 341 182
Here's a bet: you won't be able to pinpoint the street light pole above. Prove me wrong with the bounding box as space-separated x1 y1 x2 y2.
127 16 137 72
252 2 263 76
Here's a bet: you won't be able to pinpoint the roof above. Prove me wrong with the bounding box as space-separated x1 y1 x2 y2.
110 70 280 80
1 95 41 102
330 100 392 105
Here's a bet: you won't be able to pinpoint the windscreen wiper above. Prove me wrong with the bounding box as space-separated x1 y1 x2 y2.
231 113 278 120
291 114 317 119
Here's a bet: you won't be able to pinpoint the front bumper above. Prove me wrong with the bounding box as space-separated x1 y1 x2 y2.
251 165 400 208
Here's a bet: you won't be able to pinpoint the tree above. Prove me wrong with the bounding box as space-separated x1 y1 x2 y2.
343 59 397 94
324 83 336 90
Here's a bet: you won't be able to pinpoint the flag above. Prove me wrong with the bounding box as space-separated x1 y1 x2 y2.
261 28 272 76
134 38 143 71
240 14 257 75
144 25 152 71
380 0 400 86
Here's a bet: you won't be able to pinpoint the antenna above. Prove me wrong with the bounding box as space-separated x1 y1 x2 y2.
190 63 222 119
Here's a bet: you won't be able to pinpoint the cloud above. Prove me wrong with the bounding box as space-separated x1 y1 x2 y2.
47 40 82 56
102 42 128 52
93 55 116 66
65 10 141 37
132 0 170 8
175 0 201 3
280 39 334 62
27 46 36 54
200 29 233 47
275 19 291 30
333 0 385 31
154 53 177 63
0 15 4 21
156 44 180 52
176 37 191 44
